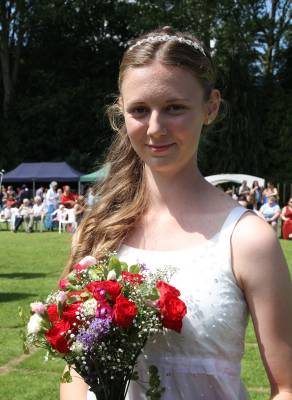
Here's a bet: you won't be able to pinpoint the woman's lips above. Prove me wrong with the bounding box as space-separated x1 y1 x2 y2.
147 143 175 153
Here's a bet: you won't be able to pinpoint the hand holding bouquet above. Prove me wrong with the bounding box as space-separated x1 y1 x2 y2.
22 254 187 399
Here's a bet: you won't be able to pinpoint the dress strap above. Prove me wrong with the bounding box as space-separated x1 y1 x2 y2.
217 206 254 251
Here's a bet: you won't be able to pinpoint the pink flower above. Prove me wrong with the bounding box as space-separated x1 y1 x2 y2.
30 302 46 315
74 256 97 273
58 278 69 290
79 256 97 267
56 291 67 304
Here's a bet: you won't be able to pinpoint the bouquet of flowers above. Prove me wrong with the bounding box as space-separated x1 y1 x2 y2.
22 254 187 399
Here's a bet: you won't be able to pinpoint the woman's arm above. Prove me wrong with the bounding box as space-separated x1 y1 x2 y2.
60 366 88 400
232 214 292 399
281 207 288 221
270 209 281 222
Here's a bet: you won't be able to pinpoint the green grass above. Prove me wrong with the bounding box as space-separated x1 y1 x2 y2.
0 231 291 400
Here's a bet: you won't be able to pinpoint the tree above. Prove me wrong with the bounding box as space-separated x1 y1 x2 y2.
0 0 30 117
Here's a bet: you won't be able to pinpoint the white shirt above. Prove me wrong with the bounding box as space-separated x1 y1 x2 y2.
45 188 58 207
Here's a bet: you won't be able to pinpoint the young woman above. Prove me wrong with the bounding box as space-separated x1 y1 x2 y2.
60 28 292 400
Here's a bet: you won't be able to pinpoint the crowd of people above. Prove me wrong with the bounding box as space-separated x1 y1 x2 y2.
0 179 291 239
225 180 292 239
0 181 91 233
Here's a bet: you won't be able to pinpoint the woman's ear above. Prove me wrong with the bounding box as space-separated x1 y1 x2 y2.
203 89 221 125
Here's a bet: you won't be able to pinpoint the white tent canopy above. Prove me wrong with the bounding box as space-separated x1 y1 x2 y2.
205 174 265 188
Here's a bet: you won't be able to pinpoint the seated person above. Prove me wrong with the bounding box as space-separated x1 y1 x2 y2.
0 205 12 229
14 198 33 233
4 193 17 208
61 185 77 209
32 196 47 230
259 195 281 233
51 204 68 222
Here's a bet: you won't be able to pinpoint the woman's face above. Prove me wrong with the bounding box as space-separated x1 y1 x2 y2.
121 61 220 175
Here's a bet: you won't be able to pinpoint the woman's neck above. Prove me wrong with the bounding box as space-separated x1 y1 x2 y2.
145 164 210 213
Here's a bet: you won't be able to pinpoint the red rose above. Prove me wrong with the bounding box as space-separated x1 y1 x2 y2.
121 271 144 285
86 281 121 302
47 304 59 324
45 320 70 353
112 294 137 328
62 302 82 325
156 281 181 297
159 293 187 333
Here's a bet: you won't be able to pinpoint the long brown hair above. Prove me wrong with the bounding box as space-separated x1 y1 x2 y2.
63 27 217 276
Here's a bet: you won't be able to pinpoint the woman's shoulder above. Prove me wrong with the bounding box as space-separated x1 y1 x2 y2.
231 211 282 274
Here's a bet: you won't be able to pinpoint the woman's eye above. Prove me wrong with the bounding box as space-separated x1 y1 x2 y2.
130 107 147 116
166 105 186 113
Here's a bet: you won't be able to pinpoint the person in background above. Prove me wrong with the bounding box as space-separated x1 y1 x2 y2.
0 185 5 210
250 180 262 210
259 195 281 233
13 198 33 233
73 195 86 226
5 193 17 208
36 186 45 200
61 185 77 209
51 204 68 225
281 197 292 240
262 181 278 204
18 184 31 205
86 187 96 208
56 188 63 206
32 196 47 231
44 181 58 230
6 185 15 197
238 180 250 197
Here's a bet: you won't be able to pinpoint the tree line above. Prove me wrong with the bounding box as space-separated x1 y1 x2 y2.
0 0 291 181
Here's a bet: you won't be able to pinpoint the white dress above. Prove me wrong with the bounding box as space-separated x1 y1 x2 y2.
88 206 251 400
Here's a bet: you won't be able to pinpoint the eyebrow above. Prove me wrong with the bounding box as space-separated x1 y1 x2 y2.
125 97 191 105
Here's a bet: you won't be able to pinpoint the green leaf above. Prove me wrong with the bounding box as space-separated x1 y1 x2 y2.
80 292 90 299
108 256 121 277
57 301 63 318
66 296 81 305
88 270 100 281
148 288 159 301
120 262 129 272
60 370 72 383
67 273 77 284
108 256 120 268
129 264 140 274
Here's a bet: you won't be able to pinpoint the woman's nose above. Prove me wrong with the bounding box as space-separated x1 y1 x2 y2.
147 111 167 137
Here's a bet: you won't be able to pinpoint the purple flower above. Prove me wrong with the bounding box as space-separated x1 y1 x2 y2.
76 318 111 351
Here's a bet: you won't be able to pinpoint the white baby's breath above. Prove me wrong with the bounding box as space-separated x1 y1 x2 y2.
81 298 98 317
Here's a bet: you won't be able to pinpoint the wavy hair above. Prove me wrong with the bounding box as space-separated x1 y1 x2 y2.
63 27 217 276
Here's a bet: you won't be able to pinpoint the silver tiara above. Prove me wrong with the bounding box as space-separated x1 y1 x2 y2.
128 35 206 56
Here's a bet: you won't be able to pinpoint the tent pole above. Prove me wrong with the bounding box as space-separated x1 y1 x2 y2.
33 181 35 197
78 180 80 195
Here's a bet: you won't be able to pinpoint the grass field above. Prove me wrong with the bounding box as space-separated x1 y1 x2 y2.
0 231 291 400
